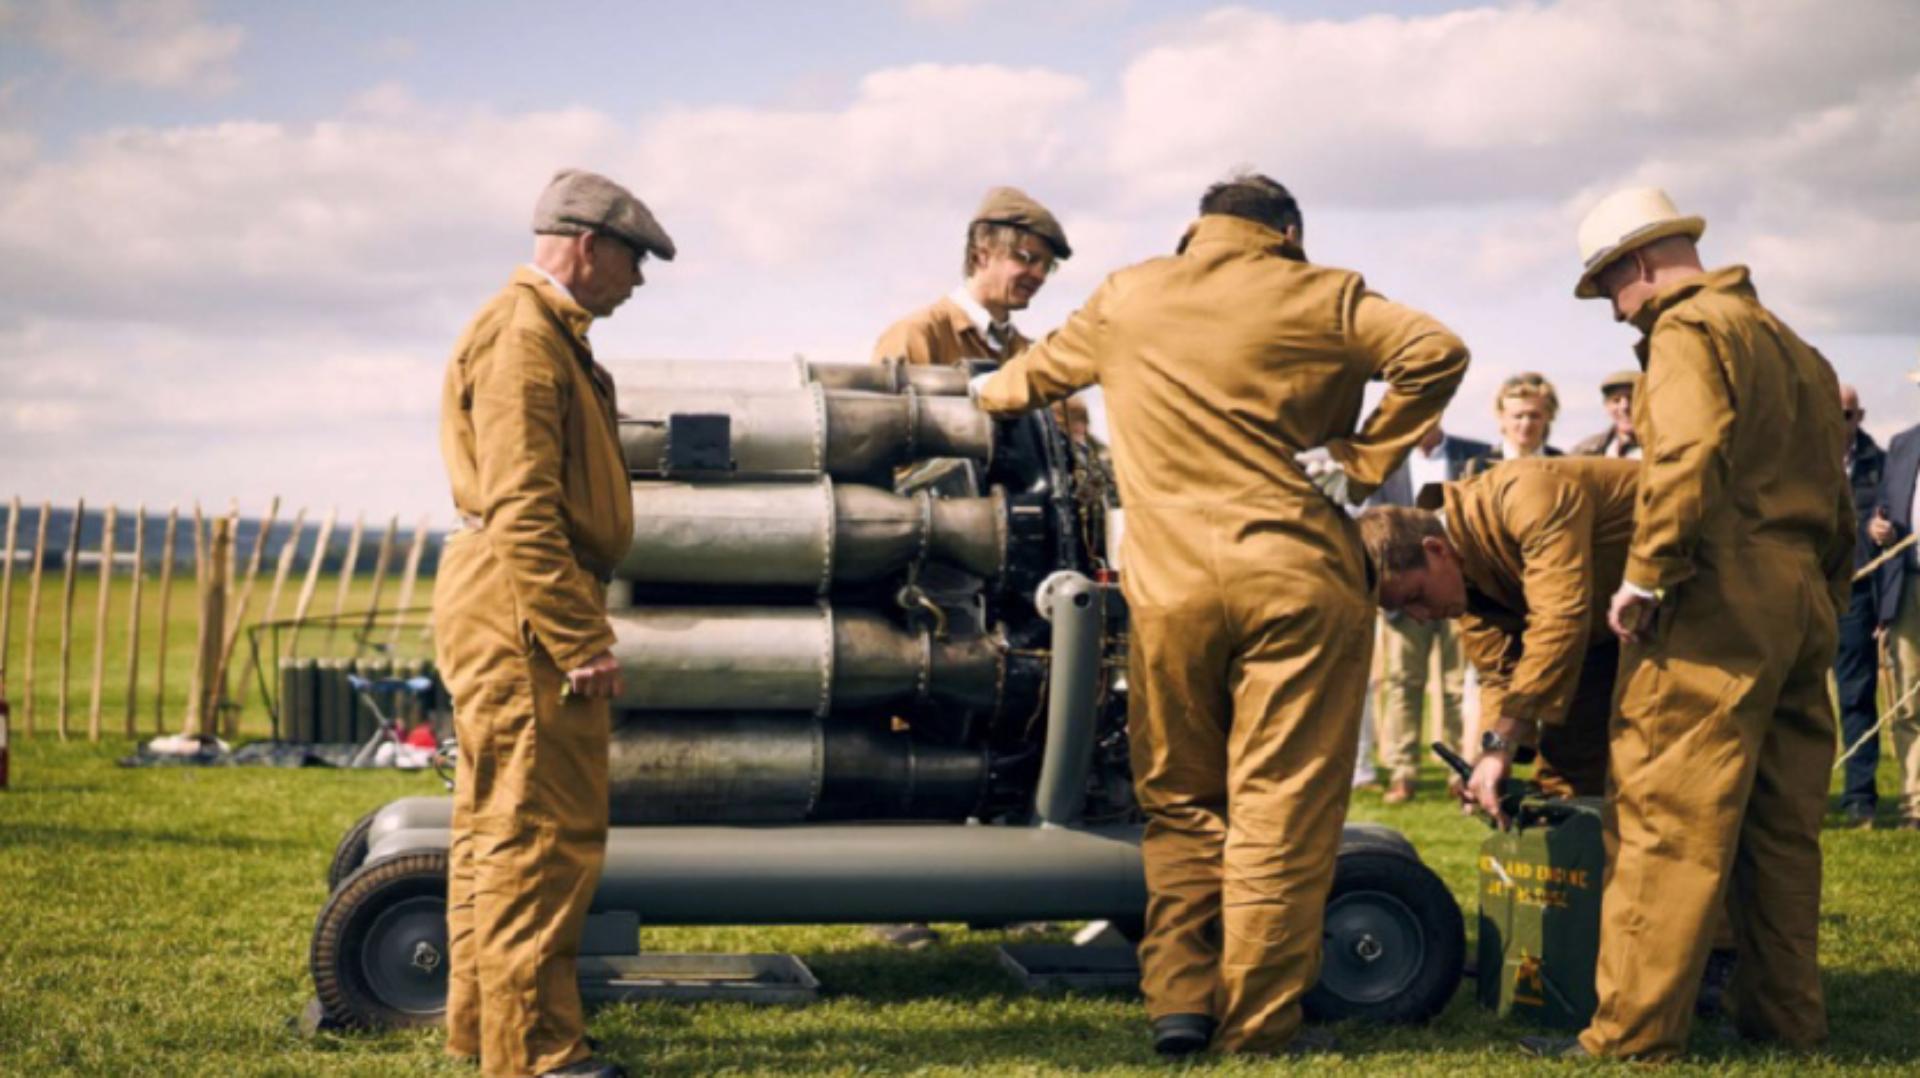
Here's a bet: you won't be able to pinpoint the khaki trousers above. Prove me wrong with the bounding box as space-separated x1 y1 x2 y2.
1375 614 1464 783
1125 507 1373 1054
1581 548 1834 1059
436 533 610 1078
1879 574 1920 820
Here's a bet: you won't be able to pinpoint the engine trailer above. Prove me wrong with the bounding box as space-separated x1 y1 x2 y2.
308 356 1464 1030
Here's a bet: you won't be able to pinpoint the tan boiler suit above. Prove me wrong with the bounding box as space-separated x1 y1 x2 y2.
1442 457 1639 797
434 266 635 1077
871 294 1029 366
978 214 1468 1052
1580 266 1852 1059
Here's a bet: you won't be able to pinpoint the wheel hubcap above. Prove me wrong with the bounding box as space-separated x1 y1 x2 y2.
360 895 449 1014
1320 889 1425 1004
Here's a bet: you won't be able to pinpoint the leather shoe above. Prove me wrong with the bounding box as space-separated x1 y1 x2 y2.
1842 803 1876 830
1151 1013 1215 1057
1383 778 1416 805
1517 1035 1589 1058
540 1059 626 1078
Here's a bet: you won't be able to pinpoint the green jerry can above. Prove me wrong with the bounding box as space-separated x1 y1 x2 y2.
1475 795 1606 1029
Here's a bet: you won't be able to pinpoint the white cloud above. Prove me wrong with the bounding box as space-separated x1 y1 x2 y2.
2 3 1915 518
4 0 244 93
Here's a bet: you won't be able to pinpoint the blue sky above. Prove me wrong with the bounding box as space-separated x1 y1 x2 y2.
2 0 1916 521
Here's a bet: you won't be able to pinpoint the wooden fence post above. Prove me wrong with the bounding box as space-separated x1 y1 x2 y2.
235 506 305 719
326 513 366 650
22 501 50 734
57 498 83 741
357 515 399 655
286 508 336 660
389 516 430 648
0 496 18 682
213 497 277 739
152 506 179 734
87 504 117 741
123 504 146 736
184 517 229 739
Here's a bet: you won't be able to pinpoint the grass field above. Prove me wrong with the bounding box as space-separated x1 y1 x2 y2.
4 734 1918 1076
4 575 1919 1074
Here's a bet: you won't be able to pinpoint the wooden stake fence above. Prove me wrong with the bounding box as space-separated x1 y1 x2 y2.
0 496 18 682
152 506 179 734
87 504 116 740
390 516 430 648
57 498 83 741
123 504 146 736
2 498 437 741
327 513 366 650
21 501 50 734
184 517 229 740
286 508 336 660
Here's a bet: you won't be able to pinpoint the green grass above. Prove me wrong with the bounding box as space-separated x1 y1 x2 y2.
3 737 1916 1076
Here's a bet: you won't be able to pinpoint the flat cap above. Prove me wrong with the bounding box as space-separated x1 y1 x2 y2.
972 186 1071 260
531 168 676 262
1599 369 1642 396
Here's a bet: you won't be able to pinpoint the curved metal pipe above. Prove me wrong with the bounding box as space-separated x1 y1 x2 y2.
1033 572 1102 826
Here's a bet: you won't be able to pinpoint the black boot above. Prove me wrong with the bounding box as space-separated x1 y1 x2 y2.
1151 1013 1215 1058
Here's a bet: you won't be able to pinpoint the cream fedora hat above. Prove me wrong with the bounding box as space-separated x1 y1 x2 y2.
1573 186 1705 299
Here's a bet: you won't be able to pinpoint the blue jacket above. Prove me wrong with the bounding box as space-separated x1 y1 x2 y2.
1366 434 1493 509
1873 424 1918 625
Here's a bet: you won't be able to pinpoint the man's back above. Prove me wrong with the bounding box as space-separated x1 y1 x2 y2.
1631 267 1850 589
986 214 1468 528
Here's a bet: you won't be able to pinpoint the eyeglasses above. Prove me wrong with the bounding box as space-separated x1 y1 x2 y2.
1008 246 1058 277
1842 408 1863 421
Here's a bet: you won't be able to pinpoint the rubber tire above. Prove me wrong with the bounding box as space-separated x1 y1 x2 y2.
311 850 451 1029
1339 822 1418 860
325 808 379 892
1303 848 1465 1025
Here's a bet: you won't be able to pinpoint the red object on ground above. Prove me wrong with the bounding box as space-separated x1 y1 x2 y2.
403 723 438 750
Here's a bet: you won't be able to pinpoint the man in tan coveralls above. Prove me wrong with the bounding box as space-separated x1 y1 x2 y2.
975 173 1468 1055
871 186 1070 367
1525 188 1852 1061
1357 456 1639 808
434 169 672 1078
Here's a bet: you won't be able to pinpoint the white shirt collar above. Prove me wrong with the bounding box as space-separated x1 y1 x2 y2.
526 263 584 315
949 284 1014 350
1501 439 1539 460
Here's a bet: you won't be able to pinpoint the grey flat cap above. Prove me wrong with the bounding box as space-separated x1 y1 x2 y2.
972 186 1071 260
531 168 676 261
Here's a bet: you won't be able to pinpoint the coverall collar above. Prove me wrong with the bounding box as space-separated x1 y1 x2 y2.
510 264 597 347
1176 214 1307 262
1627 265 1754 339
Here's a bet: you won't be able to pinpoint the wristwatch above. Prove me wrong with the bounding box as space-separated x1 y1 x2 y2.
1480 729 1538 764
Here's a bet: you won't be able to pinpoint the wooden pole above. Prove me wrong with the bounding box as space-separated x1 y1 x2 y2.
357 515 399 655
22 502 50 735
326 513 365 650
213 497 278 738
183 517 230 739
57 498 83 741
183 504 205 732
388 516 430 648
151 506 179 734
87 504 117 741
123 504 146 736
235 506 304 718
0 495 18 682
286 508 336 660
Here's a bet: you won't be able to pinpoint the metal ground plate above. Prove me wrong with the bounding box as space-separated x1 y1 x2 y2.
578 953 820 1005
997 943 1140 992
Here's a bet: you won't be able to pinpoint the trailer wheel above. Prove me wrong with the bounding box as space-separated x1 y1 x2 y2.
1304 848 1464 1024
325 809 379 891
311 851 450 1028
